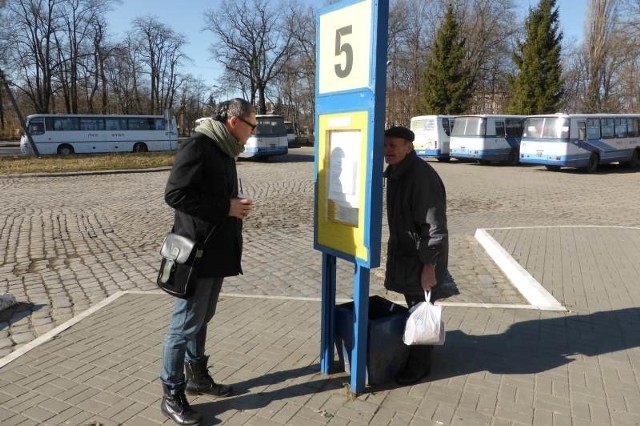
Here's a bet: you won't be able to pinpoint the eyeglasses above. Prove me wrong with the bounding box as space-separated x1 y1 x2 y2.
237 116 257 131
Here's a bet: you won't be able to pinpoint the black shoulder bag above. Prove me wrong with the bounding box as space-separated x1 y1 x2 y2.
156 226 216 299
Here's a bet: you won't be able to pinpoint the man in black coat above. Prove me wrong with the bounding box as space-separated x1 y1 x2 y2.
383 125 449 385
159 99 256 425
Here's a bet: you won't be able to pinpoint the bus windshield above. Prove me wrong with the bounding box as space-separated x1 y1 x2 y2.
256 116 286 136
452 116 486 136
523 117 569 139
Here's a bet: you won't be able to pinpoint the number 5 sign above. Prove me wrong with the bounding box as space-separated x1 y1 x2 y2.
318 0 373 94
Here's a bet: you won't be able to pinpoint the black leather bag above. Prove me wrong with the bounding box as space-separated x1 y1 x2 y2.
157 227 215 298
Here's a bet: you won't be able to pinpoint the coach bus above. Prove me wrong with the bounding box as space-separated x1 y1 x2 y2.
519 113 640 172
450 114 525 165
20 112 178 155
239 114 288 159
410 115 455 161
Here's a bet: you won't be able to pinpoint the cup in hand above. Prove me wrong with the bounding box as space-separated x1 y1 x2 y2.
237 193 253 204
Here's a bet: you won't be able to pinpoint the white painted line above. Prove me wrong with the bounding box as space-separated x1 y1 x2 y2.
475 228 566 311
481 225 640 231
0 291 127 370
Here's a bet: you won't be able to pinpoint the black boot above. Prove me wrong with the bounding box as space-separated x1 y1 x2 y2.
161 384 202 425
395 345 433 386
185 356 232 397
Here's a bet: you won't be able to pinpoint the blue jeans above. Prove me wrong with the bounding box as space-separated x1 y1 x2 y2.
160 276 224 389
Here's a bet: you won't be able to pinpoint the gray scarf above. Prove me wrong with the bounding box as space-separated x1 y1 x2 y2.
195 118 245 158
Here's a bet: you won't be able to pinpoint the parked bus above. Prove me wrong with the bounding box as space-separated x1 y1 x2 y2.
239 114 288 159
284 120 301 148
410 115 455 161
20 112 178 155
519 113 640 172
450 114 525 165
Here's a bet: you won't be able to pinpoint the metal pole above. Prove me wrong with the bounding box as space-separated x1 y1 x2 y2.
320 253 337 374
0 67 39 155
350 264 370 394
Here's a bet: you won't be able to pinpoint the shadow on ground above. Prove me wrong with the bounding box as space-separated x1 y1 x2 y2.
432 307 640 379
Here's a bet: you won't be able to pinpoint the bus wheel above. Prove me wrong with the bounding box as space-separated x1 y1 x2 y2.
507 149 519 166
584 153 599 173
133 142 148 153
57 144 74 156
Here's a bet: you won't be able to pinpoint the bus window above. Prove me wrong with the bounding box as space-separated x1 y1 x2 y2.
615 118 627 138
106 118 127 130
586 118 601 140
128 117 154 130
628 118 639 137
47 117 78 131
506 118 524 138
28 119 45 135
495 121 506 138
80 118 105 131
601 118 614 139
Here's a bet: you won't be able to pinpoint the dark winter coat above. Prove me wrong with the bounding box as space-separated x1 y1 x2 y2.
164 132 243 277
384 151 448 297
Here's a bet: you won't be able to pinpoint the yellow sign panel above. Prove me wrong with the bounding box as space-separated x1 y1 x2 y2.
318 0 372 94
317 111 369 262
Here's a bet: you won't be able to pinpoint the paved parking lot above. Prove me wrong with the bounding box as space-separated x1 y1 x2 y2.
0 147 639 424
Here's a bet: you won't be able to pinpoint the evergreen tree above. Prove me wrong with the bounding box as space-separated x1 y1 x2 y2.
419 4 473 115
507 0 564 114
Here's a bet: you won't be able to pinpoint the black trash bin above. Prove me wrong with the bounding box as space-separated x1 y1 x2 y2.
334 295 409 386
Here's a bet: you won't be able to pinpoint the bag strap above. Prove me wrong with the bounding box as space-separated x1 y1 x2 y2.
201 224 218 247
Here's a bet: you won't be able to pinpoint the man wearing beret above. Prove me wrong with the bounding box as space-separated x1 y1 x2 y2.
383 125 449 385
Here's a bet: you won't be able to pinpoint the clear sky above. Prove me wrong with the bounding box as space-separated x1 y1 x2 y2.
105 0 588 88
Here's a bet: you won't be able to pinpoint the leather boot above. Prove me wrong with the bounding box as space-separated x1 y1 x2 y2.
161 384 202 425
185 356 232 397
395 345 433 385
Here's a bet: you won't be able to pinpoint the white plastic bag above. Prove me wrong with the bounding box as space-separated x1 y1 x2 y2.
403 291 445 345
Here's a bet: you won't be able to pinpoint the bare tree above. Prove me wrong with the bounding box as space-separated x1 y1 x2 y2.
583 0 623 111
1 0 60 113
130 16 188 114
457 0 519 113
203 0 299 113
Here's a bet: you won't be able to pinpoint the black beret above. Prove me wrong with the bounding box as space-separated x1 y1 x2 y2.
384 126 414 142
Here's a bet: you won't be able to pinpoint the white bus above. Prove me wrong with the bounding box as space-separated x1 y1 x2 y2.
519 113 640 172
239 114 288 159
410 115 455 161
450 114 525 165
20 112 178 155
284 120 300 148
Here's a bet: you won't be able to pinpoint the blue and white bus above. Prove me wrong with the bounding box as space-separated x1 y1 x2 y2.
20 112 178 156
410 115 455 161
239 114 288 159
519 113 640 172
450 115 525 165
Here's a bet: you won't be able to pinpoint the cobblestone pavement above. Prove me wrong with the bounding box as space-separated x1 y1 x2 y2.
1 147 639 355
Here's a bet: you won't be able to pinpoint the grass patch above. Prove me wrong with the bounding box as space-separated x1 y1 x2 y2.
0 152 176 175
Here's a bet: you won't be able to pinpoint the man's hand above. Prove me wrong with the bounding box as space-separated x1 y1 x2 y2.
420 264 436 292
229 197 253 219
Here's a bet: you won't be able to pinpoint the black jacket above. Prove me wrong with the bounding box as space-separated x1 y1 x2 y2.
384 151 448 296
165 133 243 277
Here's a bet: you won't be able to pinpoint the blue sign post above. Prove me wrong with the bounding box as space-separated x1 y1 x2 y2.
314 0 388 394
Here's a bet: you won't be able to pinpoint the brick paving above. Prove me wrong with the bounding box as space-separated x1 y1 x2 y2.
0 147 639 424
